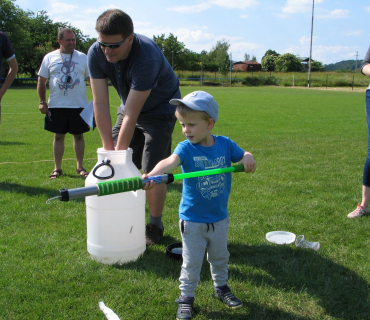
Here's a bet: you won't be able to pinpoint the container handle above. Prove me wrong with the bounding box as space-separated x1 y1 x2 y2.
92 158 115 180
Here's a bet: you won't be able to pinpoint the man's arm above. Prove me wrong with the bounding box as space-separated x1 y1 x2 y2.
37 76 49 114
90 78 115 150
115 88 151 150
0 57 18 101
363 64 370 77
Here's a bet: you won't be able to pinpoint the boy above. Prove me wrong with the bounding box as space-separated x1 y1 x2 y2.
143 91 256 319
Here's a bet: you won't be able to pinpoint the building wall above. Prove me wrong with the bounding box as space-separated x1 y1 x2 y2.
233 63 262 72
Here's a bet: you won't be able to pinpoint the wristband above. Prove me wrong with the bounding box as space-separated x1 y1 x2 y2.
40 101 47 104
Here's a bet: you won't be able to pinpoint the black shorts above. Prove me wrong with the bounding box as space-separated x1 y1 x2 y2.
44 108 90 135
112 111 177 173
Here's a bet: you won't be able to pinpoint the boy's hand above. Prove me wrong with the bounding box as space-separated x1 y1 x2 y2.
240 152 256 173
141 173 156 190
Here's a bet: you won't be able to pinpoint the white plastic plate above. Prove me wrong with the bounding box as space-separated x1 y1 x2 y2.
266 231 296 244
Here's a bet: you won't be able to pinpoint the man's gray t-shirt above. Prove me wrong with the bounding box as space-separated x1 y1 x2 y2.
87 33 180 115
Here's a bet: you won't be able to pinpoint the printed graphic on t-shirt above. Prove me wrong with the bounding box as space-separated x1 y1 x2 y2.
193 156 226 200
57 59 80 94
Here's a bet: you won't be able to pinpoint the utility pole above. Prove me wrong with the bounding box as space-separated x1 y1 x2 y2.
355 51 359 71
308 0 315 88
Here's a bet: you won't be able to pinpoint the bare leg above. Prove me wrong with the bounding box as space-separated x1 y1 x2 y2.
145 184 167 245
361 185 370 208
146 184 167 218
53 133 66 170
73 133 85 170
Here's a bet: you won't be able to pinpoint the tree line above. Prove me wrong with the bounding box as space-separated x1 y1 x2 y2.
261 50 323 72
1 0 324 79
325 60 363 71
1 0 234 78
1 0 95 77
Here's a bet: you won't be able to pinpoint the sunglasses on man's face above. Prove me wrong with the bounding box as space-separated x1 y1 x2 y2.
98 37 127 49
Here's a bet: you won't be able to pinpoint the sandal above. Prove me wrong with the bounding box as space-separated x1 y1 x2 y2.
76 168 89 178
50 169 63 179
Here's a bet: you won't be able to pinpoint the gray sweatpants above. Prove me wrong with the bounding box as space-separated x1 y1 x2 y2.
179 218 229 297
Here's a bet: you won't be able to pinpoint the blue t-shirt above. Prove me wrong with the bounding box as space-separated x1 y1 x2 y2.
0 32 15 87
174 136 245 223
87 33 180 115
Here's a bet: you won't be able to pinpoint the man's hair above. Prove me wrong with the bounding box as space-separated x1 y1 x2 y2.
58 28 75 40
95 9 134 37
175 103 211 122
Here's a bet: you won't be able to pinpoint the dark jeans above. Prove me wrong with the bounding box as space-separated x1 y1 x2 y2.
363 90 370 186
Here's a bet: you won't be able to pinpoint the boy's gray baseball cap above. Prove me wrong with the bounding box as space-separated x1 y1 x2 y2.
170 91 218 122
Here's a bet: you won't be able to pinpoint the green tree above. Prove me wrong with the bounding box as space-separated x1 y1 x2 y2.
275 53 302 72
325 60 361 71
262 49 280 61
209 39 230 76
0 0 31 75
188 61 200 76
311 60 324 72
261 54 277 71
1 2 95 77
79 37 97 54
153 33 185 70
22 11 93 77
178 48 200 71
204 62 219 77
218 55 230 76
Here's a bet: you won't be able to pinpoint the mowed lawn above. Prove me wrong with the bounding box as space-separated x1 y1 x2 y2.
0 86 370 319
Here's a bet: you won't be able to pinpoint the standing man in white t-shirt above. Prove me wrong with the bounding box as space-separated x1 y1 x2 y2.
37 28 90 179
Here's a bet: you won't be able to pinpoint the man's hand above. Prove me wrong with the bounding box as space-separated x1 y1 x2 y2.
39 102 48 114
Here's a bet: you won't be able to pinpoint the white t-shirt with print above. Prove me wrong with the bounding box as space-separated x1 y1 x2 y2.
38 49 89 109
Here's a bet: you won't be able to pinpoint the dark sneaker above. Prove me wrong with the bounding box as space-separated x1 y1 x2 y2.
145 223 164 245
215 285 243 309
176 296 194 320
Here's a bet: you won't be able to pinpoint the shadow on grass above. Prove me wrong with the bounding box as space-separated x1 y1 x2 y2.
113 242 370 319
112 234 183 272
0 181 55 197
228 243 370 320
204 302 311 320
0 141 28 146
0 181 85 203
110 243 328 319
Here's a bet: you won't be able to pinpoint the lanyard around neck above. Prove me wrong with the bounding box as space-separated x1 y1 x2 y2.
59 49 74 71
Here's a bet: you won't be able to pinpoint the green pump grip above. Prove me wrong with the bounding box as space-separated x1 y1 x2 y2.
59 164 245 201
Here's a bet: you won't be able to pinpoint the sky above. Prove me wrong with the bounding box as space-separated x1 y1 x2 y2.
13 0 370 65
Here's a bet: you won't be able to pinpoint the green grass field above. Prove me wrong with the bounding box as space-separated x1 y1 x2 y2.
1 87 370 319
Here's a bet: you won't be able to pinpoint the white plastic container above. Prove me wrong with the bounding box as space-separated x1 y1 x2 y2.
85 148 146 264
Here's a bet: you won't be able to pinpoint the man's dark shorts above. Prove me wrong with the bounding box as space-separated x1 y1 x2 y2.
45 108 90 135
112 110 177 173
